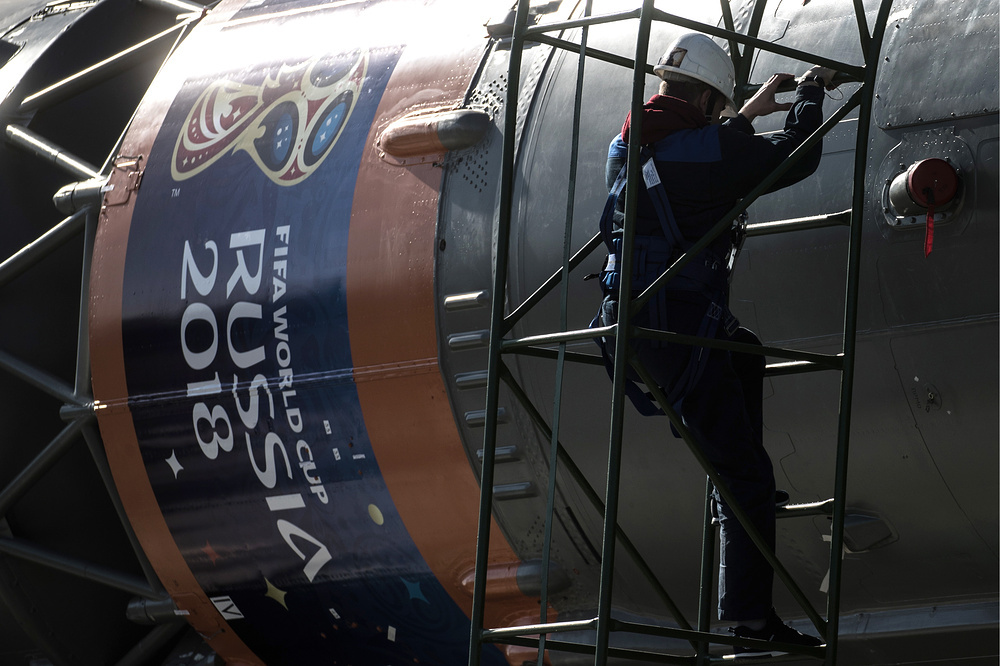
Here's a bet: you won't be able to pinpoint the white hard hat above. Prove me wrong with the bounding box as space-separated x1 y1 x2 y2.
653 33 736 114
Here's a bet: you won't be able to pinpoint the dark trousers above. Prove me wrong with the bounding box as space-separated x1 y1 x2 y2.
622 295 776 622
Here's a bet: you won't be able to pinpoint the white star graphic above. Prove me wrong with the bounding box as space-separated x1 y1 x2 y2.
166 450 183 479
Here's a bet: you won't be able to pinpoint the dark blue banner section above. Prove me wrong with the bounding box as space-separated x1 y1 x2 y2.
120 44 503 666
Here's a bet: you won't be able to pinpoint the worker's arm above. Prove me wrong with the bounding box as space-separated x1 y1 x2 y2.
738 73 795 123
711 66 837 196
717 80 827 197
725 65 837 132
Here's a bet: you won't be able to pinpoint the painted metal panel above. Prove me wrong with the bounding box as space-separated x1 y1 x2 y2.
874 0 1000 129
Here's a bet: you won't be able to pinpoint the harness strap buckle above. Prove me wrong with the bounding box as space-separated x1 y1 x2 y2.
724 312 739 336
708 302 739 335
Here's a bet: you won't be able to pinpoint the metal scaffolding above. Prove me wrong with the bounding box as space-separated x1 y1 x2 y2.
0 3 205 663
469 0 897 664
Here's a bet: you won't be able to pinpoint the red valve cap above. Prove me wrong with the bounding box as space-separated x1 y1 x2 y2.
907 158 959 207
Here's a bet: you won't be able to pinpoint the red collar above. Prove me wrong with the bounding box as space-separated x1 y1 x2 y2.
621 95 707 145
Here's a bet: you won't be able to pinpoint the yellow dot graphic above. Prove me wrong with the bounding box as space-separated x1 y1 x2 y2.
368 503 384 526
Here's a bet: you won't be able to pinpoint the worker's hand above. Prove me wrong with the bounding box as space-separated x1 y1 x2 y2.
738 73 795 122
798 65 839 89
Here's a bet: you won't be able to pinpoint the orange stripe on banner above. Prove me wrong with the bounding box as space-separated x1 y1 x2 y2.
88 66 263 666
346 33 542 638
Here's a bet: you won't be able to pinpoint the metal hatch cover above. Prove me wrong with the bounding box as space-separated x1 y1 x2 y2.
874 0 1000 129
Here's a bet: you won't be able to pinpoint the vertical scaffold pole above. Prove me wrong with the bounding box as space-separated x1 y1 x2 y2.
468 0 532 664
537 2 594 664
593 1 654 664
696 477 715 665
825 1 895 663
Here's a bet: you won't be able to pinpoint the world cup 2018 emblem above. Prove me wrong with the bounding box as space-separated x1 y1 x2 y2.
171 50 368 186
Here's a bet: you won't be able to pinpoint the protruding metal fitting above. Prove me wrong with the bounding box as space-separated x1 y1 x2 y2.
126 596 184 625
378 108 491 159
53 177 109 214
458 559 570 600
59 402 95 422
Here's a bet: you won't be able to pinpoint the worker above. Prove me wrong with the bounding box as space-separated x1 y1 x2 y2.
592 32 836 657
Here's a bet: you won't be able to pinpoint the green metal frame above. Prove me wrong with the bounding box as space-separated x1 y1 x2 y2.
470 0 897 664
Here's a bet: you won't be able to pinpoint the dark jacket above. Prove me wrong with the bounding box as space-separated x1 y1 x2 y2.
605 86 825 260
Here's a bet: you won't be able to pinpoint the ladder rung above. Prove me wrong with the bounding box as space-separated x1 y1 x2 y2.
777 498 835 518
746 210 852 237
765 360 831 377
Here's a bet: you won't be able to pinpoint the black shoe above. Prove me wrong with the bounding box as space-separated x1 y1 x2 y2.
728 610 824 659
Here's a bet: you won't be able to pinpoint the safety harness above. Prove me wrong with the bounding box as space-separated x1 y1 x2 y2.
591 133 740 419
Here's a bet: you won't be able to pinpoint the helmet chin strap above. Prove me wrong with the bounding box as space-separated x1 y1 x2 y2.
704 88 723 122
